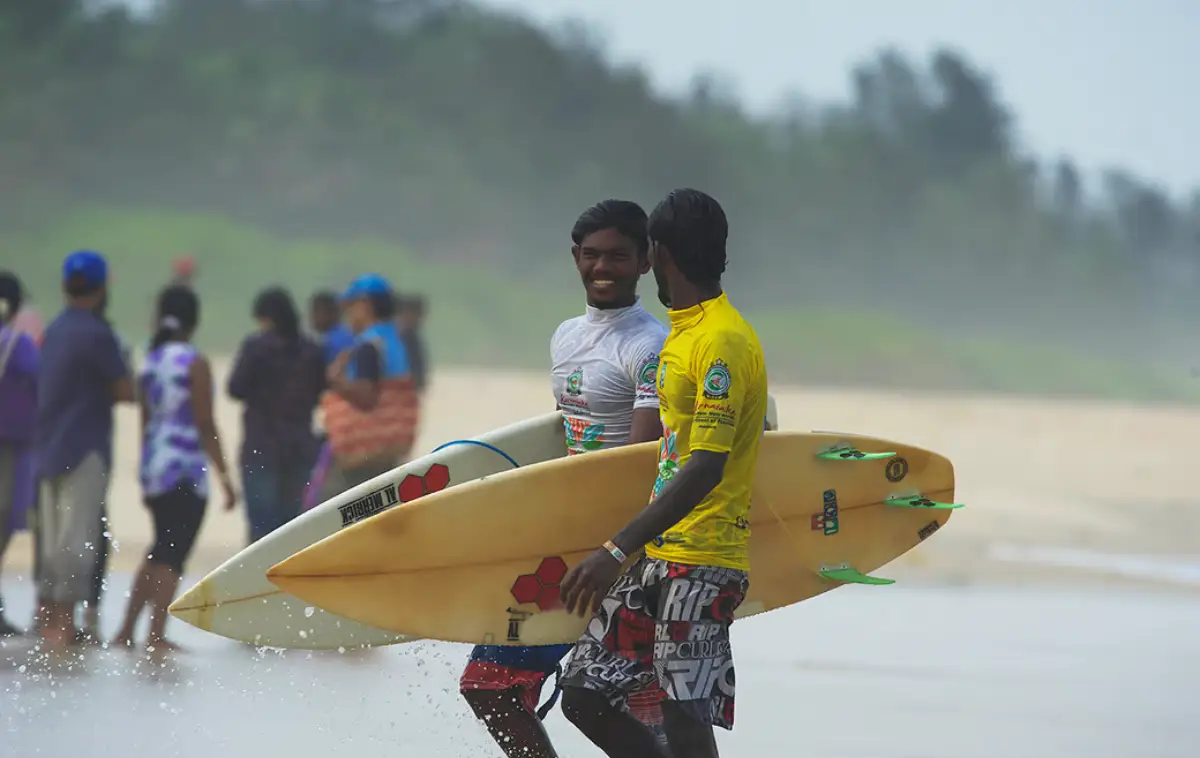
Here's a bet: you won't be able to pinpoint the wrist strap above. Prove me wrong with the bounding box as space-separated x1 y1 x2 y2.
603 540 627 564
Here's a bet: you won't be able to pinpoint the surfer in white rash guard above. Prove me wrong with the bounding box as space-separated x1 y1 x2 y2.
458 200 671 758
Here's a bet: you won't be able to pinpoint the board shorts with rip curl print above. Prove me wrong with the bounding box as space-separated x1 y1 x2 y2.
558 554 749 730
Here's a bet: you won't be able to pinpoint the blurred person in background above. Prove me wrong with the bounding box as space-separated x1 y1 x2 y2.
80 284 135 641
170 255 196 287
300 290 353 513
0 272 39 636
309 290 355 368
113 285 235 652
319 274 418 499
9 282 43 345
395 293 429 395
227 287 325 544
34 250 135 650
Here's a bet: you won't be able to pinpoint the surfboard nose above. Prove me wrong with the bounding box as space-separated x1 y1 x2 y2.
168 580 215 630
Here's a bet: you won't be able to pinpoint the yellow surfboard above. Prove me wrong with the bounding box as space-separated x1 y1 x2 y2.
267 432 960 646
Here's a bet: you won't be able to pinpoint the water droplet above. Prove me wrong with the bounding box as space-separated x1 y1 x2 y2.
304 606 316 618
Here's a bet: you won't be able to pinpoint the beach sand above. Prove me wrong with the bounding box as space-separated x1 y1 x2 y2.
5 358 1198 591
4 360 1199 758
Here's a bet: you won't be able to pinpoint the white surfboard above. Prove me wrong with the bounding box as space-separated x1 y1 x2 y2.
171 397 780 650
169 411 569 649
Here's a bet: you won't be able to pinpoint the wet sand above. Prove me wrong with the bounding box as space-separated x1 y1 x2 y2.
2 362 1199 756
2 575 1197 758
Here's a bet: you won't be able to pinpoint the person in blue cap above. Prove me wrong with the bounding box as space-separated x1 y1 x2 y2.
34 250 135 651
319 273 416 499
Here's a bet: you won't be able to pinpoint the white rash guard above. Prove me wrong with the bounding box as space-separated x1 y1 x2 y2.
550 298 669 455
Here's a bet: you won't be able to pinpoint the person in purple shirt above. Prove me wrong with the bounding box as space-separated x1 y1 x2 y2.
0 271 38 637
34 250 135 651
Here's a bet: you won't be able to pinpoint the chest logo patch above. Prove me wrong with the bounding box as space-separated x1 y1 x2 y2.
702 359 731 400
565 366 583 396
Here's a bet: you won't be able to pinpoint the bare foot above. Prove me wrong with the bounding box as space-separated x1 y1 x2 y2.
145 638 183 653
110 634 136 650
73 628 103 647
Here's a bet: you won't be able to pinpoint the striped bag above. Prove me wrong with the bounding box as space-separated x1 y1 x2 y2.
320 376 420 470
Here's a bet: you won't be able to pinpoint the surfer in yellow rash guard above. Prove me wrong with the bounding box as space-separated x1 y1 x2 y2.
458 200 670 758
558 188 768 758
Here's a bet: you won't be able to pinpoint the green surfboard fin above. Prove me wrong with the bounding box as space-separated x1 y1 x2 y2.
816 446 896 461
884 495 964 510
818 563 895 585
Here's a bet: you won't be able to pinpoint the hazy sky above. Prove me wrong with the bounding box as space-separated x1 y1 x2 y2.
484 0 1199 199
119 0 1198 198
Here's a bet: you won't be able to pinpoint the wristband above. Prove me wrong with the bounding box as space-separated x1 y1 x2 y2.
602 540 627 564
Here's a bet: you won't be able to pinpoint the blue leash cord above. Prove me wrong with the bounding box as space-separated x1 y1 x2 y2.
427 437 564 720
428 438 521 469
536 663 565 721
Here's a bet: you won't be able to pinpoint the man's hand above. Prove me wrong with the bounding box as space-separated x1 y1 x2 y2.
559 548 623 618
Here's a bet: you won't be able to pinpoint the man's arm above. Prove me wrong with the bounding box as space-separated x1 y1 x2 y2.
330 341 382 411
95 324 134 404
610 331 750 555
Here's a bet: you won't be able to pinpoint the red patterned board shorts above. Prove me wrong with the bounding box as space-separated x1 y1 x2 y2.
558 555 749 731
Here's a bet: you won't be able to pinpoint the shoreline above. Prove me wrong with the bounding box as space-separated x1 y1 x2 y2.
2 362 1197 596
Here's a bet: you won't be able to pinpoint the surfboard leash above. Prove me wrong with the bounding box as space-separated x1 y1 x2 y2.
428 439 521 469
536 663 565 720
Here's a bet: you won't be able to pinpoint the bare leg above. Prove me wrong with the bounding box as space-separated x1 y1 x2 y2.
560 687 667 758
112 560 155 648
463 689 558 758
37 601 74 652
662 701 720 758
145 562 184 651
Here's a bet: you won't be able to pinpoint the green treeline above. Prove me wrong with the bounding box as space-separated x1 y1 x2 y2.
2 0 1197 359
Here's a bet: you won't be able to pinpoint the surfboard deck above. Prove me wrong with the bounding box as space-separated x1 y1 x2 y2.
267 431 958 646
167 411 569 649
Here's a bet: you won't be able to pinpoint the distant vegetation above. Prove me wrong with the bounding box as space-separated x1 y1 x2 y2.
1 1 1196 400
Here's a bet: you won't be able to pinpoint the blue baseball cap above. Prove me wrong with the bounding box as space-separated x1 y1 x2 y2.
341 273 393 302
62 249 108 288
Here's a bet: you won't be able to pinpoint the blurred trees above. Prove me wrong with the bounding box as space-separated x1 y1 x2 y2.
1 0 1195 328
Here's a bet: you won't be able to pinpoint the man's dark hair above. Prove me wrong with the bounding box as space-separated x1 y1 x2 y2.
64 274 102 298
647 188 728 285
0 271 23 324
399 293 426 312
368 291 395 320
571 199 649 256
310 290 339 311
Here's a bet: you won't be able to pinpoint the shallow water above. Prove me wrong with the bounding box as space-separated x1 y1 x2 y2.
2 573 1197 758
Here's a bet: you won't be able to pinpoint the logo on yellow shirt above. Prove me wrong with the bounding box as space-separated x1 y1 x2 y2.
702 359 731 400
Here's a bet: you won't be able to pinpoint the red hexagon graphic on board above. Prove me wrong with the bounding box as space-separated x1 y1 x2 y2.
397 464 452 503
511 556 569 612
510 574 543 605
424 463 450 493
